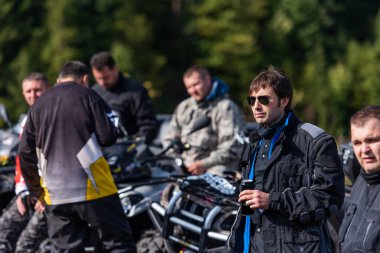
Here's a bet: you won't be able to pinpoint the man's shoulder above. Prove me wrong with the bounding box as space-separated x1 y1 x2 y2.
209 98 244 124
120 76 146 93
283 114 330 141
298 123 325 139
214 97 241 110
64 83 98 96
31 84 94 113
293 122 337 150
34 83 80 102
54 83 102 103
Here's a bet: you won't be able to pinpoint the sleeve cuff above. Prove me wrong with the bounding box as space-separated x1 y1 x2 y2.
15 183 28 196
269 192 282 210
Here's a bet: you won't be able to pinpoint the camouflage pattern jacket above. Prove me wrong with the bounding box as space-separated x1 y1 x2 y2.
163 94 246 175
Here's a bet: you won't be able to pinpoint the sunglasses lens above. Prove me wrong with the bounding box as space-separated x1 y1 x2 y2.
258 96 270 105
247 96 270 106
247 97 255 106
247 97 256 106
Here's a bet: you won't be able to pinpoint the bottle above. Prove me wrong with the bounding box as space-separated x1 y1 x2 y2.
240 179 255 216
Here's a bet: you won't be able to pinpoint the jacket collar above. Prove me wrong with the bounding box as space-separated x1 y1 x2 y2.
108 72 125 92
248 111 299 144
360 169 380 185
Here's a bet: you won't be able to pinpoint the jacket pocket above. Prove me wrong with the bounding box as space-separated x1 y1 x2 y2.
338 203 356 244
279 158 304 190
281 227 320 253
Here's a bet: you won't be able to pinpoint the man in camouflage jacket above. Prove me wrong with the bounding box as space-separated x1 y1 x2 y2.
163 65 246 176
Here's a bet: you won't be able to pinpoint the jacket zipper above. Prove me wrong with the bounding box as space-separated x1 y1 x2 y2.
363 221 373 248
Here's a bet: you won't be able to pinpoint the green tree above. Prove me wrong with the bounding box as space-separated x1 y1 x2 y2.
0 0 378 138
0 1 47 120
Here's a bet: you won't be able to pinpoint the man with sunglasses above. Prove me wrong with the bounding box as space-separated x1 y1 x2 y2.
225 67 344 253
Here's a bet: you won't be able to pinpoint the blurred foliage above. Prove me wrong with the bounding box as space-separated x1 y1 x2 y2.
0 0 379 139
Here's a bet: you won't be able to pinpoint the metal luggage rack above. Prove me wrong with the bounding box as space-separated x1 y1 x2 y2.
148 190 238 253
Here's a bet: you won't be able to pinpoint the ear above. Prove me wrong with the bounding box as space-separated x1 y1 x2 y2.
80 74 89 87
280 97 289 110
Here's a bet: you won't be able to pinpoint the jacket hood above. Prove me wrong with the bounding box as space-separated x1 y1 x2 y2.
205 77 229 101
195 77 229 108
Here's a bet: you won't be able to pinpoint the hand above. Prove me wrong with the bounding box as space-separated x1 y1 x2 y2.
16 192 34 215
34 199 46 214
16 195 27 215
239 189 270 210
187 160 207 175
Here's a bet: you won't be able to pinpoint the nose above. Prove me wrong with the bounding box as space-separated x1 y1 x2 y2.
30 90 37 98
252 99 262 109
361 143 371 155
98 79 105 86
187 87 196 96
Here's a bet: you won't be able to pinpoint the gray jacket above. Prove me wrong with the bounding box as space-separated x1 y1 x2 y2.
163 95 246 175
339 170 380 253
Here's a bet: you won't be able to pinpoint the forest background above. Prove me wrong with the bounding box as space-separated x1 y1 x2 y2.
0 0 379 140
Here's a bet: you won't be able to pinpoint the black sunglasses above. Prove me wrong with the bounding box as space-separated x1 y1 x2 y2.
247 96 271 106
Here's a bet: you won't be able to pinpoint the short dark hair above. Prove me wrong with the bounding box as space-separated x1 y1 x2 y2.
249 66 293 112
58 61 89 80
351 105 380 127
23 72 49 88
183 65 210 81
90 51 116 70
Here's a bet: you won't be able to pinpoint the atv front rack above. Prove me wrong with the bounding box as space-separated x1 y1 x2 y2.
148 190 237 253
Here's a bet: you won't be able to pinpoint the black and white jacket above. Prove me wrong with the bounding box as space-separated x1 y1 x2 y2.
19 82 118 205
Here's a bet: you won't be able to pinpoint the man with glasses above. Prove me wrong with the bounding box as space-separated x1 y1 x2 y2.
225 67 344 253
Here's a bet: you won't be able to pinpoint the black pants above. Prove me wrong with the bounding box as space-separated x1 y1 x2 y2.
45 194 136 253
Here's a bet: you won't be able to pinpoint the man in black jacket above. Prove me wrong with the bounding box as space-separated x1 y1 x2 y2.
225 67 344 253
90 51 157 143
18 61 136 253
339 105 380 253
